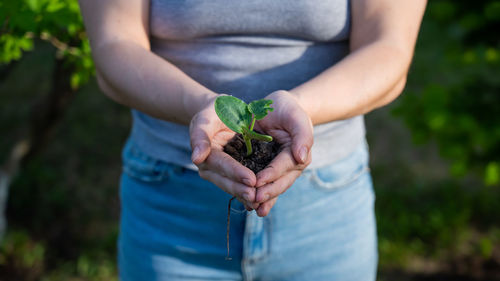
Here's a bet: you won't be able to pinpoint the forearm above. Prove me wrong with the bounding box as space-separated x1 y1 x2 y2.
93 40 217 125
291 40 411 125
291 0 426 125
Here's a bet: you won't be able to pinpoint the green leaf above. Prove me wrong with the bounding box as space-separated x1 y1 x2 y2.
0 34 34 64
214 96 251 134
484 162 500 186
25 0 41 12
248 99 274 120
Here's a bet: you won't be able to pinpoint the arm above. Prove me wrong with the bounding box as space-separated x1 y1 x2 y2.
79 0 260 209
291 0 427 124
78 0 216 125
253 0 427 216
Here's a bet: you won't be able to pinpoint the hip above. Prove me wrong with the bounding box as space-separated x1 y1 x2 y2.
118 139 377 280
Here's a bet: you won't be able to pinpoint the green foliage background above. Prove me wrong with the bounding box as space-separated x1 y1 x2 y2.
0 0 499 280
0 0 93 88
395 0 500 186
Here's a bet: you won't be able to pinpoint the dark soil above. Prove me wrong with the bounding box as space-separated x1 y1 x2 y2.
223 134 282 174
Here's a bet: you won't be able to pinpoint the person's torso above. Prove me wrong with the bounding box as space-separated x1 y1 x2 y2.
149 0 350 100
130 0 365 169
150 0 350 42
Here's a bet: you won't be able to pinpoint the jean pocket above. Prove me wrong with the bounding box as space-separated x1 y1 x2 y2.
121 140 170 183
309 143 370 190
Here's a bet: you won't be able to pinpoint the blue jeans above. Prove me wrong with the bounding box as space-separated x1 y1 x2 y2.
118 140 378 281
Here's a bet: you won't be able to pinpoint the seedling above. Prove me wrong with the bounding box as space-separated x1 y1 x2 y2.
214 95 274 260
215 95 274 156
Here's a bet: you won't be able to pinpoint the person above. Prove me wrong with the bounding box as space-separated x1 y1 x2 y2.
79 0 426 280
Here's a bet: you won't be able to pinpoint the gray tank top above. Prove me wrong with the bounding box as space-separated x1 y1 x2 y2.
130 0 365 169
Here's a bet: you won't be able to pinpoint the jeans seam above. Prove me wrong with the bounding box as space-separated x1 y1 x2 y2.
310 166 370 190
230 208 247 214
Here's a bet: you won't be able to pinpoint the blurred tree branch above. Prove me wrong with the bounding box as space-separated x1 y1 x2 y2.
0 59 77 238
26 32 81 58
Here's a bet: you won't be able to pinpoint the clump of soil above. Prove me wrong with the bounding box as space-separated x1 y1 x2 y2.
223 134 282 174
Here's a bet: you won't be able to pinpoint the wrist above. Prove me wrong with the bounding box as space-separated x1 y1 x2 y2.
288 88 316 125
188 92 220 120
271 89 314 125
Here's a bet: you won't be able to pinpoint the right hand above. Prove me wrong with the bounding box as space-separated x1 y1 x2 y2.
190 95 260 210
251 90 314 217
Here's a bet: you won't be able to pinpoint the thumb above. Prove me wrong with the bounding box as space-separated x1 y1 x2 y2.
290 113 313 165
189 115 214 165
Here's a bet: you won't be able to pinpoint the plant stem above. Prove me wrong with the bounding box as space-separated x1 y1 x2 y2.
225 196 236 261
249 117 256 132
242 117 272 156
243 134 253 156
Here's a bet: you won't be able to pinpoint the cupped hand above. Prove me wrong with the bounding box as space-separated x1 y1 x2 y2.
190 95 260 210
253 90 314 217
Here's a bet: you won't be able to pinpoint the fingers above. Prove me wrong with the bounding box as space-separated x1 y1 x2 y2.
267 90 314 165
253 169 301 217
255 169 302 203
256 197 278 217
199 169 259 209
199 149 256 186
256 147 304 187
197 148 259 208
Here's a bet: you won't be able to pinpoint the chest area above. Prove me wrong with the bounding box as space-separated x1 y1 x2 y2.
150 0 351 42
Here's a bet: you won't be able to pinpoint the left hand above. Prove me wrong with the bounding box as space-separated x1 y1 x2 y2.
190 95 259 210
252 90 314 216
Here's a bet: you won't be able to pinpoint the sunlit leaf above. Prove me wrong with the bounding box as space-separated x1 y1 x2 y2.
214 96 251 134
248 99 273 120
484 162 499 186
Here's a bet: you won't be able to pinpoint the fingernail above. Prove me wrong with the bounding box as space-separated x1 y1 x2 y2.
191 146 200 161
243 193 251 202
264 194 270 201
299 147 308 163
243 178 253 186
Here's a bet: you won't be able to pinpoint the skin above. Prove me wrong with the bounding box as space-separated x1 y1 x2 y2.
79 0 427 216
